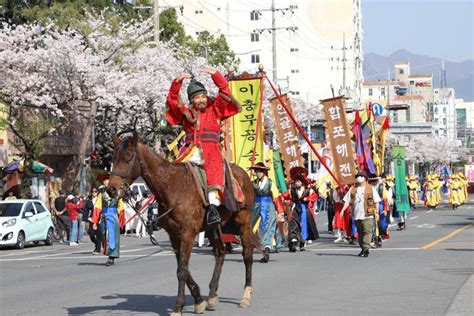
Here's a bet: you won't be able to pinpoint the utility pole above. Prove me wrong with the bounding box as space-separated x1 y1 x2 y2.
330 32 352 96
252 5 296 84
271 0 277 82
154 0 160 42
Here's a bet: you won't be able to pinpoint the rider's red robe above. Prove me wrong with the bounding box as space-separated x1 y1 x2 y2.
166 71 239 192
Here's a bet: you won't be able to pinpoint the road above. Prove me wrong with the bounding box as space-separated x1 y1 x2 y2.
1 201 473 316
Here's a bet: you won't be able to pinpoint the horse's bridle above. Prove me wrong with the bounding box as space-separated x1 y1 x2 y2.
110 147 148 190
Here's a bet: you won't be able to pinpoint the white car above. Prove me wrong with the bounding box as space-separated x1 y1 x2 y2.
0 199 55 249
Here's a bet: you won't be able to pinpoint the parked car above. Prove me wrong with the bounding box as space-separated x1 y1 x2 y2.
0 199 55 249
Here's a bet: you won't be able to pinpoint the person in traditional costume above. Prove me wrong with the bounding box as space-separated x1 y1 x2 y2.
92 187 125 266
374 177 390 244
448 175 461 210
340 170 381 257
407 176 419 209
459 172 469 203
333 185 349 243
166 66 241 226
456 172 466 205
250 162 279 263
432 174 442 207
281 167 319 252
423 176 437 209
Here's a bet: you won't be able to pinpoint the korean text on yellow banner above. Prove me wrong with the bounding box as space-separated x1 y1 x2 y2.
270 94 304 178
321 96 357 185
229 78 264 173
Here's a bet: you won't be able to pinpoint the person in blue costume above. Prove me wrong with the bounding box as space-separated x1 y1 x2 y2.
250 162 279 263
92 187 125 266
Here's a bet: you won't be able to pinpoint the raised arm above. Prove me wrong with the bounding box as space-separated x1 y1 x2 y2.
200 66 241 119
166 72 192 125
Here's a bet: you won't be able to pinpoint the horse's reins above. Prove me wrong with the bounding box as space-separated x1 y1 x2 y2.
123 198 175 252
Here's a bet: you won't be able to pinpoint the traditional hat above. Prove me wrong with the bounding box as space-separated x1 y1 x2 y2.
187 79 207 101
355 170 369 179
67 195 75 201
249 162 270 171
386 174 394 181
290 166 309 186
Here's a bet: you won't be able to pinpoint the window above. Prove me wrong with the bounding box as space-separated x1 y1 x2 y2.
290 48 299 52
251 54 260 63
410 80 414 85
443 107 446 114
399 69 404 74
23 202 35 217
443 118 447 125
34 202 47 214
292 91 300 96
195 31 204 36
291 69 299 74
289 5 298 9
195 10 203 14
368 88 373 96
250 10 260 21
381 87 385 96
250 33 259 42
406 108 411 122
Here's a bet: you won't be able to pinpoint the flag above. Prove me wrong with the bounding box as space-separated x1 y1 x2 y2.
376 117 390 174
229 77 264 173
270 94 304 177
353 110 376 174
272 149 288 193
393 145 411 212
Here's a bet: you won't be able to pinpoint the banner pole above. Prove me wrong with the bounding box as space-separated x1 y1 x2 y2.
264 73 344 190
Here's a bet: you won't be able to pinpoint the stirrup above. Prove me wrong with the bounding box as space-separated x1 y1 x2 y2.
207 205 221 226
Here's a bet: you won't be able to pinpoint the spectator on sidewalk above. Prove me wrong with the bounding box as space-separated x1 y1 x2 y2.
74 192 86 243
66 194 83 246
54 189 70 243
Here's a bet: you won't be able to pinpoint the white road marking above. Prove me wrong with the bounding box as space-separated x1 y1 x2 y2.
0 251 175 262
307 247 419 252
415 223 438 229
389 224 398 228
409 216 419 220
426 210 433 213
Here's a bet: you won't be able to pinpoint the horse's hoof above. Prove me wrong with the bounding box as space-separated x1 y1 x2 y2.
194 300 206 314
238 286 253 308
170 312 182 316
207 295 219 310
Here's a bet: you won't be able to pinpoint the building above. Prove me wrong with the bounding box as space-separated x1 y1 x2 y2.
455 99 474 148
362 61 434 136
163 0 363 107
432 87 457 141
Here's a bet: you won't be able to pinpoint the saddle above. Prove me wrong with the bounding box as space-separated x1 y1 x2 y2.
184 160 245 212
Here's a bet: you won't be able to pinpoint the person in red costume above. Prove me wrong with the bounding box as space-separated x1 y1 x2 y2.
280 167 319 252
166 66 241 226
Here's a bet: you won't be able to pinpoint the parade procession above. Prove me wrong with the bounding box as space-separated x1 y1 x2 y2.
0 1 473 316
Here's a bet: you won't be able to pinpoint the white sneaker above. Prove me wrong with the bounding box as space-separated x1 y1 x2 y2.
307 240 313 244
334 237 343 243
70 242 78 246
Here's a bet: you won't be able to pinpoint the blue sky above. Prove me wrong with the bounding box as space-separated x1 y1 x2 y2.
363 0 474 61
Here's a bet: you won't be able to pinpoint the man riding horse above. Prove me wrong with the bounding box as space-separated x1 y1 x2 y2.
166 66 241 226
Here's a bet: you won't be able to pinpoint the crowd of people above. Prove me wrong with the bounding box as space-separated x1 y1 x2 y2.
50 179 157 266
249 165 470 262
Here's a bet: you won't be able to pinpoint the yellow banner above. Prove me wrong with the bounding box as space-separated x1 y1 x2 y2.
230 78 264 173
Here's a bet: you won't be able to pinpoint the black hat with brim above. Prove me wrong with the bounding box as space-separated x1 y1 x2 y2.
187 79 207 101
355 170 368 179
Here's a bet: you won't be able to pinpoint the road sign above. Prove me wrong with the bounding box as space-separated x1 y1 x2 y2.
373 103 383 117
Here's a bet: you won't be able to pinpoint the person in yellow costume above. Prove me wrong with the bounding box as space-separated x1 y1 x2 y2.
448 175 461 210
458 172 469 204
407 176 419 209
432 174 442 206
423 176 437 209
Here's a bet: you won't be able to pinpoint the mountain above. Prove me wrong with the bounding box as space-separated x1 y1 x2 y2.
364 49 474 101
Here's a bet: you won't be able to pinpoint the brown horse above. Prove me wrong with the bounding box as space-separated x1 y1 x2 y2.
108 133 255 316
